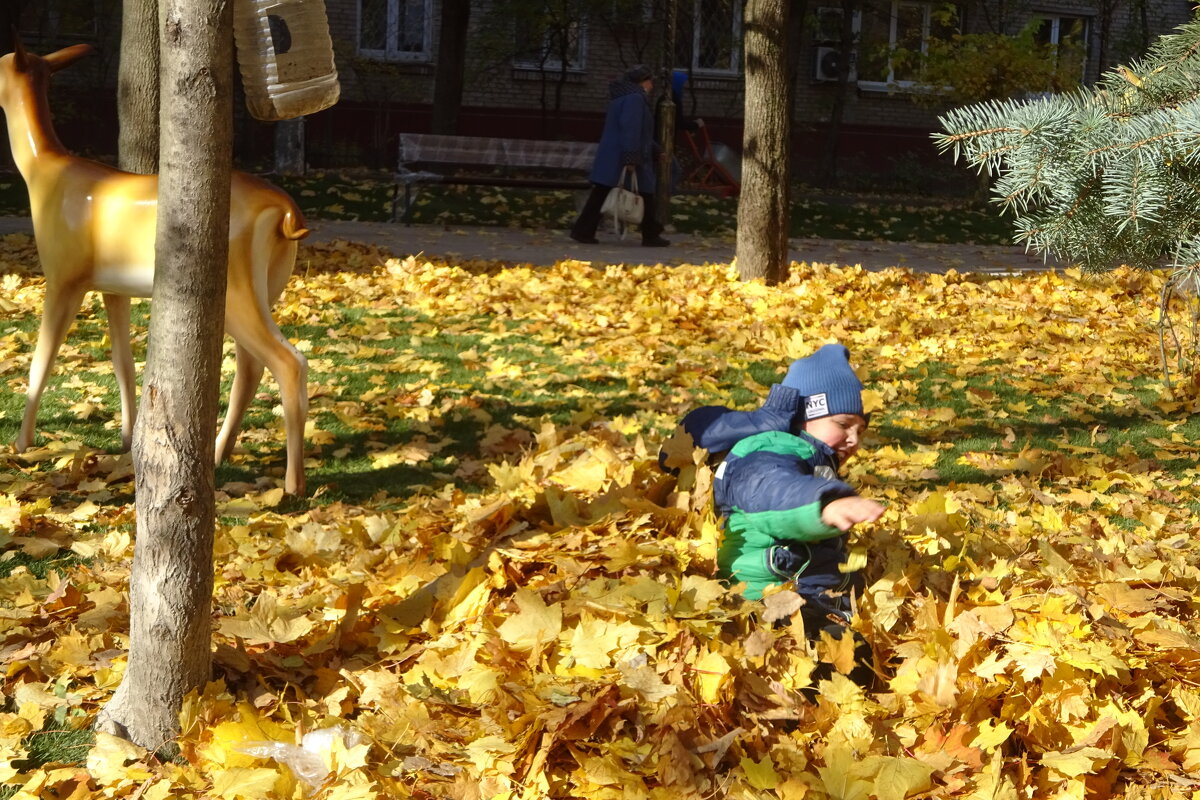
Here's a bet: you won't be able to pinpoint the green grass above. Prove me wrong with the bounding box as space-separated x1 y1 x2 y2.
15 726 93 772
0 167 1012 245
2 293 1195 510
268 170 1013 245
0 551 86 580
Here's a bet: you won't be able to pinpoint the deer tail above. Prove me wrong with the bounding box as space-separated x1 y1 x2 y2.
281 207 310 241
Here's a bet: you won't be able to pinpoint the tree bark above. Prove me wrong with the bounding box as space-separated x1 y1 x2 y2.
784 0 808 133
274 117 306 174
95 0 233 751
816 0 857 188
118 0 160 174
655 0 678 227
431 0 470 134
736 0 792 283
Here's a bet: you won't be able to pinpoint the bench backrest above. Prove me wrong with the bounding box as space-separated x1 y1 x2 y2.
398 133 596 171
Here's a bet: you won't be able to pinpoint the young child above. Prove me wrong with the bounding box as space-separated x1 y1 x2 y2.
664 343 884 639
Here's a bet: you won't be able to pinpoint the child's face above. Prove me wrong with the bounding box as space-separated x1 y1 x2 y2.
802 413 868 463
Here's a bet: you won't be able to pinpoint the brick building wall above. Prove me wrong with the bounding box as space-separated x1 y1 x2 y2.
4 0 1193 178
316 0 1192 177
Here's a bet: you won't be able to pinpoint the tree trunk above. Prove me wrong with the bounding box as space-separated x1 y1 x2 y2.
95 0 233 751
118 0 160 174
274 117 306 175
784 0 808 130
655 0 678 227
736 0 792 283
816 0 857 188
431 0 470 134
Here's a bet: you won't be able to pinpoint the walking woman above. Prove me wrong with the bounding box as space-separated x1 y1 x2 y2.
570 65 670 247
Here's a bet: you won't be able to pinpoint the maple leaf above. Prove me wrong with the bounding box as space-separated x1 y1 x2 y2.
762 589 804 624
693 649 732 704
566 613 642 669
740 754 779 790
218 592 316 646
1041 747 1113 778
868 756 934 800
496 588 562 652
209 767 281 799
619 664 678 701
974 719 1014 752
659 426 701 471
87 732 153 785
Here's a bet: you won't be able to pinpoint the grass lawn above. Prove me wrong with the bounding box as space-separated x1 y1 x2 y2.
0 169 1012 246
0 230 1197 796
273 170 1014 244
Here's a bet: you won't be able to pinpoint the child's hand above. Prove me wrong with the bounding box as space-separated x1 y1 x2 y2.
822 496 885 531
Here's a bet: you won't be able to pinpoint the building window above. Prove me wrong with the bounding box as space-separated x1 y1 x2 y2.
676 0 743 75
358 0 431 61
20 0 102 40
857 0 956 87
513 18 587 71
1033 14 1089 77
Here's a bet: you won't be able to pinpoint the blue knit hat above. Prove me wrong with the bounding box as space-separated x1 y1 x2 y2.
781 343 864 420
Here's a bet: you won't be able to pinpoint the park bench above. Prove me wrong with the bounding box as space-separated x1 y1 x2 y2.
393 133 597 222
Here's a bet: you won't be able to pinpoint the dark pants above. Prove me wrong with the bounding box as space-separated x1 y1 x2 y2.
771 543 874 688
571 182 663 242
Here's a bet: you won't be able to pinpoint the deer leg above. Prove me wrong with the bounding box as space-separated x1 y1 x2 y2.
224 308 308 495
214 343 265 465
101 293 136 450
17 284 87 452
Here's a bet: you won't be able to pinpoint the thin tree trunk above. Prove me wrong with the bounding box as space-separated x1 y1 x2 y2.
118 0 160 174
95 0 232 750
274 117 306 174
655 0 678 227
736 0 792 283
431 0 470 134
784 0 807 130
817 0 855 187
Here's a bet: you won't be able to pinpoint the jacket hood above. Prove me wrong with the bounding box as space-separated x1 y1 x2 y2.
609 78 647 101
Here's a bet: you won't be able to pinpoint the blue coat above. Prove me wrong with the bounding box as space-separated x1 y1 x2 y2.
676 383 803 455
589 80 657 194
662 384 858 601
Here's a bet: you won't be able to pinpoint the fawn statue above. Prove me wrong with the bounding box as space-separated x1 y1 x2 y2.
0 40 312 494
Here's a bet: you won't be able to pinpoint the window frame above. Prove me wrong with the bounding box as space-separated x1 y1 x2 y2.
19 0 104 41
512 18 589 72
357 0 433 63
679 0 744 77
1032 12 1090 79
855 0 937 91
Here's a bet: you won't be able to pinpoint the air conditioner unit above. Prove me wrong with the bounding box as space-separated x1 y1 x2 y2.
815 46 855 82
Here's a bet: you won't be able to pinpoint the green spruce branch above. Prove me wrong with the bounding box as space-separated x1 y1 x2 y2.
935 15 1200 275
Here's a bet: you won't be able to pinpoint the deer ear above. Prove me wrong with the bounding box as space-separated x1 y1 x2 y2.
11 31 28 72
44 44 95 73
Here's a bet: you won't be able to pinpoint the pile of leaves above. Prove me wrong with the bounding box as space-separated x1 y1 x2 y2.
0 232 1198 799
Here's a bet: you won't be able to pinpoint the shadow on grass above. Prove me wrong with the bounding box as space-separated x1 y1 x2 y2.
872 404 1195 494
12 725 93 773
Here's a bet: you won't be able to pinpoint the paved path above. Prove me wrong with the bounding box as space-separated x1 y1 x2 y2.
0 216 1063 274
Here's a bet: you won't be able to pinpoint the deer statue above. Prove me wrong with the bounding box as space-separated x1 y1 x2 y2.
1 40 311 494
